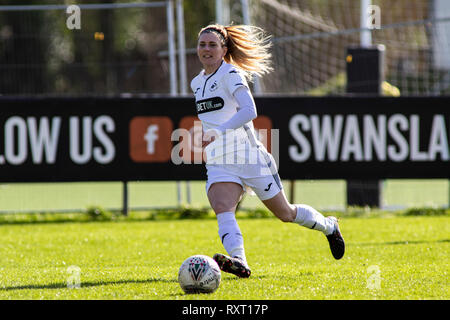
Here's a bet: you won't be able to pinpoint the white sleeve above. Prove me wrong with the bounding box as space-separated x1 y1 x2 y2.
216 86 257 133
224 69 249 95
190 76 200 95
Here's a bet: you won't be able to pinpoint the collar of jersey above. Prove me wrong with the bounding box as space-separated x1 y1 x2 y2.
202 60 225 78
200 60 225 97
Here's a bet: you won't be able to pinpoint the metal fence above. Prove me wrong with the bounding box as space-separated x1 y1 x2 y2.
250 0 450 95
0 1 186 96
1 1 450 96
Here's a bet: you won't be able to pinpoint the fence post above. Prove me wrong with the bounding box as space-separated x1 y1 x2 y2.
122 181 129 216
186 181 191 204
177 181 182 206
289 180 295 204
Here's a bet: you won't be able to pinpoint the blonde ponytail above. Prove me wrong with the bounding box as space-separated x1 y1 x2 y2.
199 24 273 80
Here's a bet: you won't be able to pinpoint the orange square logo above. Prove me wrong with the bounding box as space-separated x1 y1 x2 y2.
129 117 173 162
253 116 273 152
178 116 205 164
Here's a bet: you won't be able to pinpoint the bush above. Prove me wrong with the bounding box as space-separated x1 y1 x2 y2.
148 207 212 220
402 207 449 216
85 206 115 221
179 207 211 219
244 208 272 219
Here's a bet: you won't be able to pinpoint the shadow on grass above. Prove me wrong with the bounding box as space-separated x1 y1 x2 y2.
0 277 178 291
168 275 269 297
222 275 268 281
1 271 269 293
352 239 450 247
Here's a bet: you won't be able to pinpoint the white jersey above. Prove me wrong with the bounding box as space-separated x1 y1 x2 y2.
190 61 261 157
191 61 282 199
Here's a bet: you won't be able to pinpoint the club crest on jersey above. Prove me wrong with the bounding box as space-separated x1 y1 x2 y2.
209 81 218 92
196 97 224 114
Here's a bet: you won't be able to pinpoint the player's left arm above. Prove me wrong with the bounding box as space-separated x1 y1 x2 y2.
216 86 257 133
216 69 257 133
202 87 256 147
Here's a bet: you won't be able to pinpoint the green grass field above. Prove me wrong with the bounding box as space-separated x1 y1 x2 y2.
0 215 448 300
0 179 448 300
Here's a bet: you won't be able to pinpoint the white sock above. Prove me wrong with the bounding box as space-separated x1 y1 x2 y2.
293 204 335 235
217 212 247 263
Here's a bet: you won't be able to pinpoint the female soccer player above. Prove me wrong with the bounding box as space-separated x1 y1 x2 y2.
191 24 344 278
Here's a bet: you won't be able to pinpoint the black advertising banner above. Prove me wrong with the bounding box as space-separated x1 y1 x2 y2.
258 96 450 179
0 97 202 182
0 96 448 182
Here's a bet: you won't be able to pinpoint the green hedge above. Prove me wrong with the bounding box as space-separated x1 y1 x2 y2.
0 205 447 225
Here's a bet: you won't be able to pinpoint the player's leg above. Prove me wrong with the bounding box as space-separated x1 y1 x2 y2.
207 181 251 277
261 190 345 259
243 169 334 232
246 147 345 259
261 190 334 232
243 148 345 259
207 181 243 214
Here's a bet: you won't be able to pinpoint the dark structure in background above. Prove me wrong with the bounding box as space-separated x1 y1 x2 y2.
346 45 385 207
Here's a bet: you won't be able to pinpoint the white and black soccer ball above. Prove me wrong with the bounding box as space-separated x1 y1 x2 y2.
178 255 221 294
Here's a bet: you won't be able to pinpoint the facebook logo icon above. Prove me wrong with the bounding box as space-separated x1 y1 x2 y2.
129 117 173 163
144 125 159 154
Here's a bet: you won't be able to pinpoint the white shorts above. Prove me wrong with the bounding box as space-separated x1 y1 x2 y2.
205 146 283 201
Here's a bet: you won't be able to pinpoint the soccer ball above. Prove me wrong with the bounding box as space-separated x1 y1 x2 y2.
178 255 221 294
